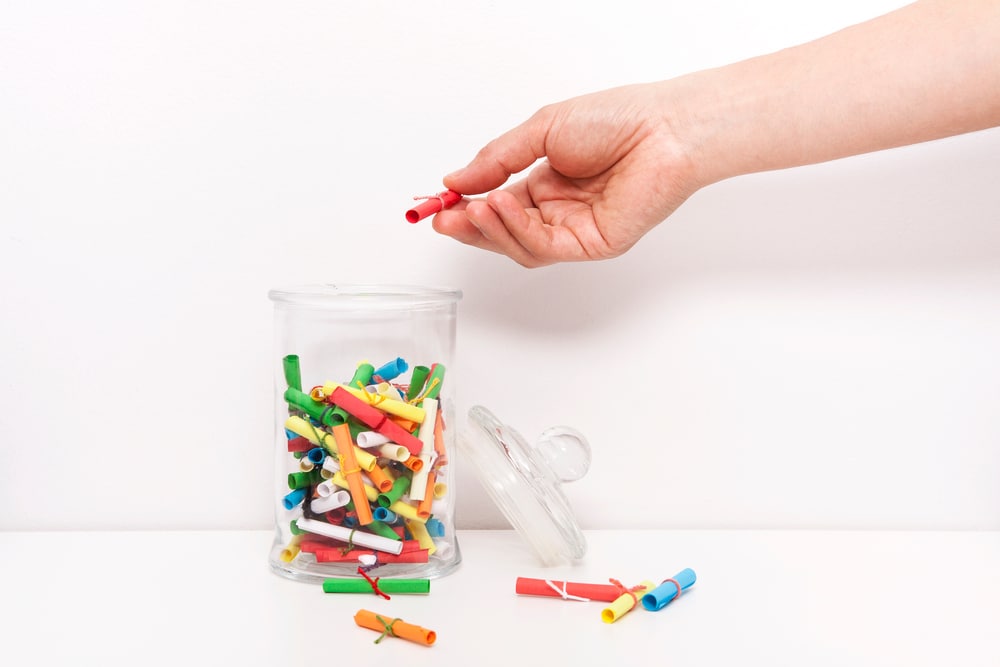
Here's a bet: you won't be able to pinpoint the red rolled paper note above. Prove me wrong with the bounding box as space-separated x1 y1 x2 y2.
329 386 423 456
515 577 626 602
315 548 430 564
406 190 462 223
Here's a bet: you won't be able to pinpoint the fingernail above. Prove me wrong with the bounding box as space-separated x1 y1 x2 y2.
445 167 467 180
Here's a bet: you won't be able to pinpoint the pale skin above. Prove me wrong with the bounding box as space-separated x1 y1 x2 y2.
432 0 1000 268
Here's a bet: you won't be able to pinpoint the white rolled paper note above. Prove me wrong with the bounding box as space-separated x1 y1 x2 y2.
356 431 391 449
310 490 351 513
295 518 404 555
408 398 437 502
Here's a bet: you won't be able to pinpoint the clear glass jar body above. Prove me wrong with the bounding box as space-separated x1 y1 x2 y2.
268 284 462 582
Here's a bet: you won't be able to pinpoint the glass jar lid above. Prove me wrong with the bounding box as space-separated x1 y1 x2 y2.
459 405 590 565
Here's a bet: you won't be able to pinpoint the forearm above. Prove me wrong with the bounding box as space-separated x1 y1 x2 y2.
673 0 1000 186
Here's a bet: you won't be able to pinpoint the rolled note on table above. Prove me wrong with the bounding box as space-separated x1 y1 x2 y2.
641 568 697 611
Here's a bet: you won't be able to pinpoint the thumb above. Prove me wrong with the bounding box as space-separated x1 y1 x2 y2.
443 109 552 195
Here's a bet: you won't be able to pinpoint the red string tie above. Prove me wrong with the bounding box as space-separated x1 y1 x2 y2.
358 566 391 600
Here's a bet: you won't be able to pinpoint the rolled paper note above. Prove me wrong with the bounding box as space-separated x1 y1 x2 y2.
405 189 462 224
601 580 655 624
366 464 394 493
409 398 437 502
377 443 410 462
326 361 376 424
315 547 429 564
641 568 697 611
283 355 302 392
515 578 626 603
310 489 351 514
404 517 436 556
372 381 406 402
282 488 307 510
323 578 429 595
287 472 313 490
295 518 404 555
322 455 341 476
280 540 302 563
306 447 326 465
367 519 403 541
298 459 314 472
378 476 410 508
422 363 446 400
332 423 374 525
432 481 447 499
424 518 445 538
284 387 343 426
405 365 431 400
287 436 312 453
325 508 347 524
389 416 419 433
323 382 426 424
354 609 437 646
356 431 391 449
403 455 424 472
433 404 447 464
416 471 436 519
327 386 423 456
372 357 408 382
285 416 377 472
372 507 399 524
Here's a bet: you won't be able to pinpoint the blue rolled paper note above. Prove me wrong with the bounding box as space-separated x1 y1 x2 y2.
641 568 697 611
373 357 408 382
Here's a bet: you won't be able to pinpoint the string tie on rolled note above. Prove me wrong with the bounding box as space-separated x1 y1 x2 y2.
662 577 683 600
544 579 591 602
413 193 449 210
407 377 440 405
319 405 337 427
609 578 646 606
355 381 387 407
373 615 401 644
339 528 358 555
357 566 391 600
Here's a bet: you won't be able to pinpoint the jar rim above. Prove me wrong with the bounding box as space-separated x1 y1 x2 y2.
269 284 463 308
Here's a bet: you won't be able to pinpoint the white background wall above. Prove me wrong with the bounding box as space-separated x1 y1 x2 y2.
2 0 998 532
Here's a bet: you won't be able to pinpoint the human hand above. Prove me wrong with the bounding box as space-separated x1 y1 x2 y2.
433 83 702 268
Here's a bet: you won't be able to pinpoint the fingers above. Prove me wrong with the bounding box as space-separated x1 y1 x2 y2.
433 190 590 268
443 108 553 195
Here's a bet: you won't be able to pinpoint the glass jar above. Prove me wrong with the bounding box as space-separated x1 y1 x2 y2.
268 284 462 582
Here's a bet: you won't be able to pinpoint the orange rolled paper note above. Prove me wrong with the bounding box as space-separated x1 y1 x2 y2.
332 423 374 525
354 609 436 645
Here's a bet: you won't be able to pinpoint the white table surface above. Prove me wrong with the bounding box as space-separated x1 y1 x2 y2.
1 529 998 666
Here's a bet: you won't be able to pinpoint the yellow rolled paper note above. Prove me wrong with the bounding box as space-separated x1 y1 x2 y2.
321 382 426 424
601 580 655 624
284 416 377 472
404 518 437 556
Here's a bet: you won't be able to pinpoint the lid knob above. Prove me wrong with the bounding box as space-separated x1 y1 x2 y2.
534 426 591 483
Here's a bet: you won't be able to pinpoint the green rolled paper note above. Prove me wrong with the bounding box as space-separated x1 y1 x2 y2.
405 365 430 401
378 476 411 509
322 578 430 595
284 387 342 426
366 519 402 541
424 364 446 400
287 472 313 490
283 355 302 392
